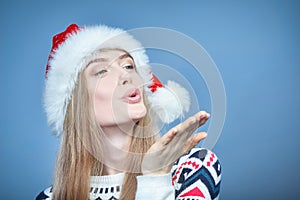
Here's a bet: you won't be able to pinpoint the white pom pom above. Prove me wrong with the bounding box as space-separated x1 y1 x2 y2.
147 81 191 123
166 81 191 113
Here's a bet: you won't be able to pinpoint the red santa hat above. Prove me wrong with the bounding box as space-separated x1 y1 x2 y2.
44 24 190 135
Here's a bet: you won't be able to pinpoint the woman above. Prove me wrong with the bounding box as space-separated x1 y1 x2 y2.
37 24 221 200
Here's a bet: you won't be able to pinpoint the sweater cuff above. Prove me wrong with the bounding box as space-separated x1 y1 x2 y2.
136 173 174 199
137 173 172 188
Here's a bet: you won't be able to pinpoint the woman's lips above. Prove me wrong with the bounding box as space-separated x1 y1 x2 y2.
122 88 141 104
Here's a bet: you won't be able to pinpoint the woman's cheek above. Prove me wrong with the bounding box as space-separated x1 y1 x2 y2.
93 88 115 124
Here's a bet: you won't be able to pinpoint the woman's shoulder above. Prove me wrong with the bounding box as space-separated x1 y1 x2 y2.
171 147 222 182
176 147 221 167
190 147 221 176
35 186 52 200
171 147 222 199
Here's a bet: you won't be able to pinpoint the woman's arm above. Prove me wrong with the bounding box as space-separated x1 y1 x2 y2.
35 187 52 200
136 111 218 200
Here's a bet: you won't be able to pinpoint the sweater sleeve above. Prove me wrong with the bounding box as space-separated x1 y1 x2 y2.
35 186 52 200
135 173 175 200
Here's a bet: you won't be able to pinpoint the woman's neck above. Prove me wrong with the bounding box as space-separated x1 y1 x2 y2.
101 123 134 175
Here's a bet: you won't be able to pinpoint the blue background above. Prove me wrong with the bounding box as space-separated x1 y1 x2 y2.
1 0 299 199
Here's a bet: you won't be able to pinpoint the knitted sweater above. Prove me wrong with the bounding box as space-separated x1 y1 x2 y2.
37 173 174 200
36 148 221 200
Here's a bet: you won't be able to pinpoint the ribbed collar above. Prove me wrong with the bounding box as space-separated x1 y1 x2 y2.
90 173 125 185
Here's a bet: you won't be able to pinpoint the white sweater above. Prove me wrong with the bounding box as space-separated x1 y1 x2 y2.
36 148 221 200
40 173 174 200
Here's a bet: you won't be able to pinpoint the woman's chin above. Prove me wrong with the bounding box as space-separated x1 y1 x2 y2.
128 105 147 121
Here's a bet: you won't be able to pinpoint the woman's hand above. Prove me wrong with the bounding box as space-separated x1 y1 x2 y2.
141 111 210 175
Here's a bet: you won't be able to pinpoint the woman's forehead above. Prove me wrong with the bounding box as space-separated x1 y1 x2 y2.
92 49 131 60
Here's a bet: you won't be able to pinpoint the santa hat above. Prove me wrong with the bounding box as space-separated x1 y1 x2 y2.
44 24 190 136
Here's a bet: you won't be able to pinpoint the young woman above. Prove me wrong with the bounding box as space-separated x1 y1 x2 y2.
36 24 221 200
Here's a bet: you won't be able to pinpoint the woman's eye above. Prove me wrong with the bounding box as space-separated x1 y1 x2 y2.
123 65 135 70
95 69 108 76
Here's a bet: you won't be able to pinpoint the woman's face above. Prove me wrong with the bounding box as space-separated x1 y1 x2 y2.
84 49 147 127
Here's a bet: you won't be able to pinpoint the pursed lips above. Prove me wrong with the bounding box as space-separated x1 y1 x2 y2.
122 88 141 104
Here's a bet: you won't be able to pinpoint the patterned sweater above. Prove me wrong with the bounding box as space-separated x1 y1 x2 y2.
36 148 221 200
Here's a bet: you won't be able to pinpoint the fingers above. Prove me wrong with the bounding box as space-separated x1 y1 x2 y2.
159 111 210 148
196 111 210 126
160 127 178 145
177 111 210 135
183 132 207 154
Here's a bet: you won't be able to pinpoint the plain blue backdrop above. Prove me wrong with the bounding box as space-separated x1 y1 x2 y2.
1 1 299 199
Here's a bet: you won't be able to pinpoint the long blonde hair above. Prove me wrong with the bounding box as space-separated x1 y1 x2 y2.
52 64 157 199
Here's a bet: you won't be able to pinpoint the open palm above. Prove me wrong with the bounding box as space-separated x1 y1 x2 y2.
142 111 210 175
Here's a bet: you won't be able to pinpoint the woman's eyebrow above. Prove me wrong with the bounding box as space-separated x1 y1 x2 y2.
86 58 108 68
86 53 134 68
118 53 134 61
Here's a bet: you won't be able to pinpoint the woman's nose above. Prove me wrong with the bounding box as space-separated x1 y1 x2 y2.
119 72 132 85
